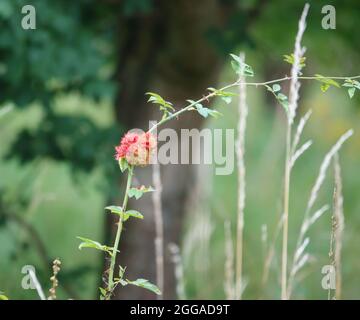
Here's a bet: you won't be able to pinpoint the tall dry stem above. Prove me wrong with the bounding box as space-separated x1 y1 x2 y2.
235 52 248 300
333 153 345 299
287 130 352 298
224 221 235 300
281 3 309 300
152 162 164 299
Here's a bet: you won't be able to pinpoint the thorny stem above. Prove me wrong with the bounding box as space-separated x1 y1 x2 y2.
147 75 360 134
107 166 134 297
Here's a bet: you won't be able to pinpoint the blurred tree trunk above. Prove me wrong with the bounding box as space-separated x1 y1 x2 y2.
108 0 222 299
103 0 266 299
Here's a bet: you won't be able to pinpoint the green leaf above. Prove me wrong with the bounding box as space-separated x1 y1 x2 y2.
265 85 289 113
221 96 232 104
208 109 223 118
106 206 143 221
321 83 330 92
105 206 129 221
119 158 129 173
272 84 281 92
119 265 126 279
0 291 8 300
207 88 236 97
197 106 209 118
99 287 107 298
125 210 143 220
230 54 254 77
117 278 128 286
343 79 360 89
128 186 154 200
283 54 306 68
105 205 123 214
126 278 161 295
342 79 360 98
348 87 356 98
277 93 289 112
77 237 114 255
146 92 174 111
314 74 340 92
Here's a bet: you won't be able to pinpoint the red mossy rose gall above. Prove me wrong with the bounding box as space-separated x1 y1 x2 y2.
115 131 157 166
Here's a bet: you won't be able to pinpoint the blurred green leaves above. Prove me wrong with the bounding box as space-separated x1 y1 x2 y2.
0 0 119 176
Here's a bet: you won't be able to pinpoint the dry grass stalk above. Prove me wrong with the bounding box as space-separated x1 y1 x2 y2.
332 153 345 299
281 3 309 300
235 52 248 300
261 216 284 290
152 162 164 299
224 221 235 300
287 130 353 298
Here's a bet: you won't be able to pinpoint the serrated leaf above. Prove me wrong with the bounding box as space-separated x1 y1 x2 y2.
126 278 161 295
348 87 356 98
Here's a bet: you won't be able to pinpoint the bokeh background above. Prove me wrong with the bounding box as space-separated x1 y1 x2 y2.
0 0 359 299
